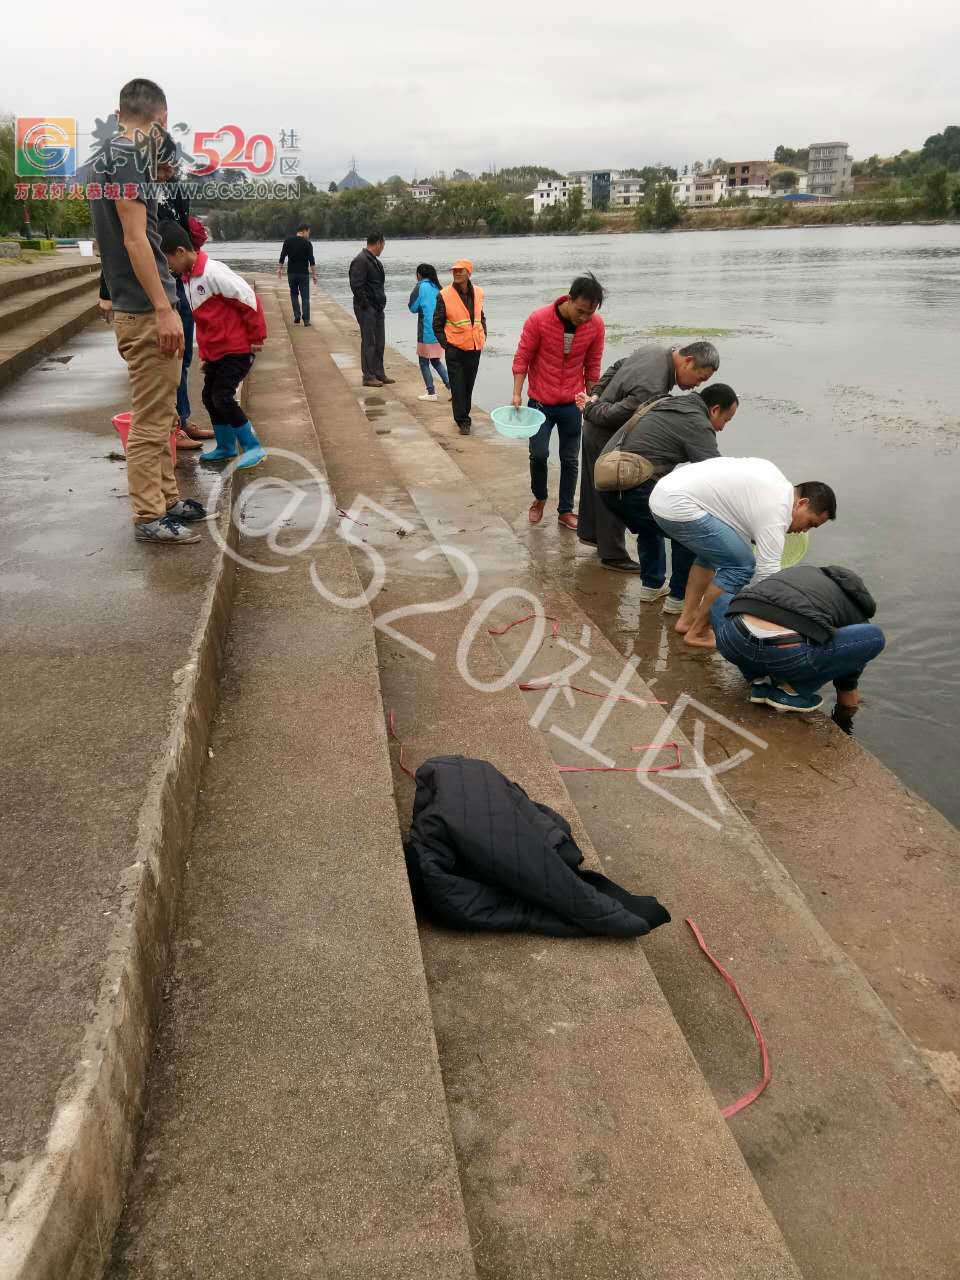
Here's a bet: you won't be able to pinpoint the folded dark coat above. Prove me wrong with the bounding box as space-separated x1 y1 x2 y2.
404 755 670 938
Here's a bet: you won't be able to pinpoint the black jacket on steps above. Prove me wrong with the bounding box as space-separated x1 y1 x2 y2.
404 756 670 938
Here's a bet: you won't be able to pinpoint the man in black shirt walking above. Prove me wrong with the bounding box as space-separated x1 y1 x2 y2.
277 223 317 325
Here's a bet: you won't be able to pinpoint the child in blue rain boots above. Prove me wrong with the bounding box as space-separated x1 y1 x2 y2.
160 222 267 469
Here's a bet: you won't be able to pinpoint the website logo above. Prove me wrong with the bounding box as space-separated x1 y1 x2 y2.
16 118 77 178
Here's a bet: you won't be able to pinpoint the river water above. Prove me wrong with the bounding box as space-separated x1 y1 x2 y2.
215 228 960 824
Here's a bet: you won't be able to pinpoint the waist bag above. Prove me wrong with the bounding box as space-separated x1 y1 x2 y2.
593 398 661 492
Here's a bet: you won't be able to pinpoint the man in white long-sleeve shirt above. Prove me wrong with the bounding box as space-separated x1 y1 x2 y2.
650 457 836 648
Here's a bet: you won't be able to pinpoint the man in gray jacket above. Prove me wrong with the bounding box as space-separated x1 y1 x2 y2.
600 384 739 610
578 340 719 583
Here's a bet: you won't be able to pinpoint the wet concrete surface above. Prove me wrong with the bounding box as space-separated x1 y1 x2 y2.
293 294 960 1278
0 326 218 1175
313 290 960 1107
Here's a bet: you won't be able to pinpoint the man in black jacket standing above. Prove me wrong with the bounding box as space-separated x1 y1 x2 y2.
349 232 392 387
277 223 317 326
711 564 885 717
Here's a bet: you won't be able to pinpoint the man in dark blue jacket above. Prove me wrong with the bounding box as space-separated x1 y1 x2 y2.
711 564 885 717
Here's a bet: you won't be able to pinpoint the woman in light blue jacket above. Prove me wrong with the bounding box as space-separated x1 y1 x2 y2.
408 263 451 401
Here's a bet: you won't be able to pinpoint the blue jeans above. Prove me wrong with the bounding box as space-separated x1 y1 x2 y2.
176 278 193 425
653 512 755 595
602 480 696 595
289 273 310 322
711 593 886 696
528 400 582 515
418 356 449 393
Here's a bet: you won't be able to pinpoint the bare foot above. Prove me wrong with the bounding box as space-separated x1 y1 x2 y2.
683 627 716 649
674 617 693 635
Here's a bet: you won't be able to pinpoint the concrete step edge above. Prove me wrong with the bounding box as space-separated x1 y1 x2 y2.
0 261 100 304
0 292 100 391
0 276 99 335
0 486 240 1280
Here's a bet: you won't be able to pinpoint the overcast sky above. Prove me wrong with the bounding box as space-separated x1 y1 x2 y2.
6 0 957 185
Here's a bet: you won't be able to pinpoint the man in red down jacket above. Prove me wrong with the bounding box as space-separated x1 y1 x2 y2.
511 274 605 530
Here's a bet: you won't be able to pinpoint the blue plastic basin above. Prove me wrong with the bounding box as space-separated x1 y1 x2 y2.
491 405 546 438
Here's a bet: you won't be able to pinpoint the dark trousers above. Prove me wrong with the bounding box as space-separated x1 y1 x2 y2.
602 479 696 597
201 354 255 428
579 418 627 559
288 273 310 322
354 302 385 380
711 594 886 696
528 400 582 515
176 278 193 425
446 347 482 425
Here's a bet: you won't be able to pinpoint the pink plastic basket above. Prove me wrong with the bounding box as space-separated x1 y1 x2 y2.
112 412 177 466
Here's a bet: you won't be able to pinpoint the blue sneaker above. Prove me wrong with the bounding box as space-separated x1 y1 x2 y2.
763 686 823 714
749 679 772 703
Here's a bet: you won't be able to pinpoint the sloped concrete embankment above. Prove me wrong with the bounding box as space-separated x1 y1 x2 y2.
297 287 960 1280
0 327 237 1280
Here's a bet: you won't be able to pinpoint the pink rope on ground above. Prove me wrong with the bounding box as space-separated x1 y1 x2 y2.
488 613 561 640
685 918 771 1118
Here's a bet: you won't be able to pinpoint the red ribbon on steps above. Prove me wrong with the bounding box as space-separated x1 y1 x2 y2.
488 613 561 640
685 918 771 1119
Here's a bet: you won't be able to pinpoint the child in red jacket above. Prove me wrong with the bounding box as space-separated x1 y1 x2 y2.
160 222 267 469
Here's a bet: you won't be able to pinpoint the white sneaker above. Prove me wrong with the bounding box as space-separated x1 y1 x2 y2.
418 392 438 402
661 595 685 614
636 583 670 602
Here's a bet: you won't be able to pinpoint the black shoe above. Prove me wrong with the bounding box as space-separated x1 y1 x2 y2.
303 321 312 327
293 318 301 325
458 423 471 436
578 536 598 547
165 498 207 523
380 376 396 385
600 558 643 574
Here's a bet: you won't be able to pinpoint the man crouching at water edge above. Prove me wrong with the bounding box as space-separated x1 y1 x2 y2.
511 273 606 530
649 457 836 649
580 341 719 575
710 565 885 717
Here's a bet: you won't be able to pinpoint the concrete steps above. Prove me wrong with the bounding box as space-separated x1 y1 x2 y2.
0 260 100 389
303 288 960 1280
106 284 800 1279
278 288 801 1275
106 288 478 1279
0 273 101 336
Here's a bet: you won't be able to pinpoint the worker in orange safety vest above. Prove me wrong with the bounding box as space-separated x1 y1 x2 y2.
433 259 487 435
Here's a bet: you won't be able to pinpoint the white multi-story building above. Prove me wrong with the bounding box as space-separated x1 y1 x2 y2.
408 183 435 202
528 176 582 215
671 173 726 207
529 170 641 215
610 177 644 207
806 142 854 198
